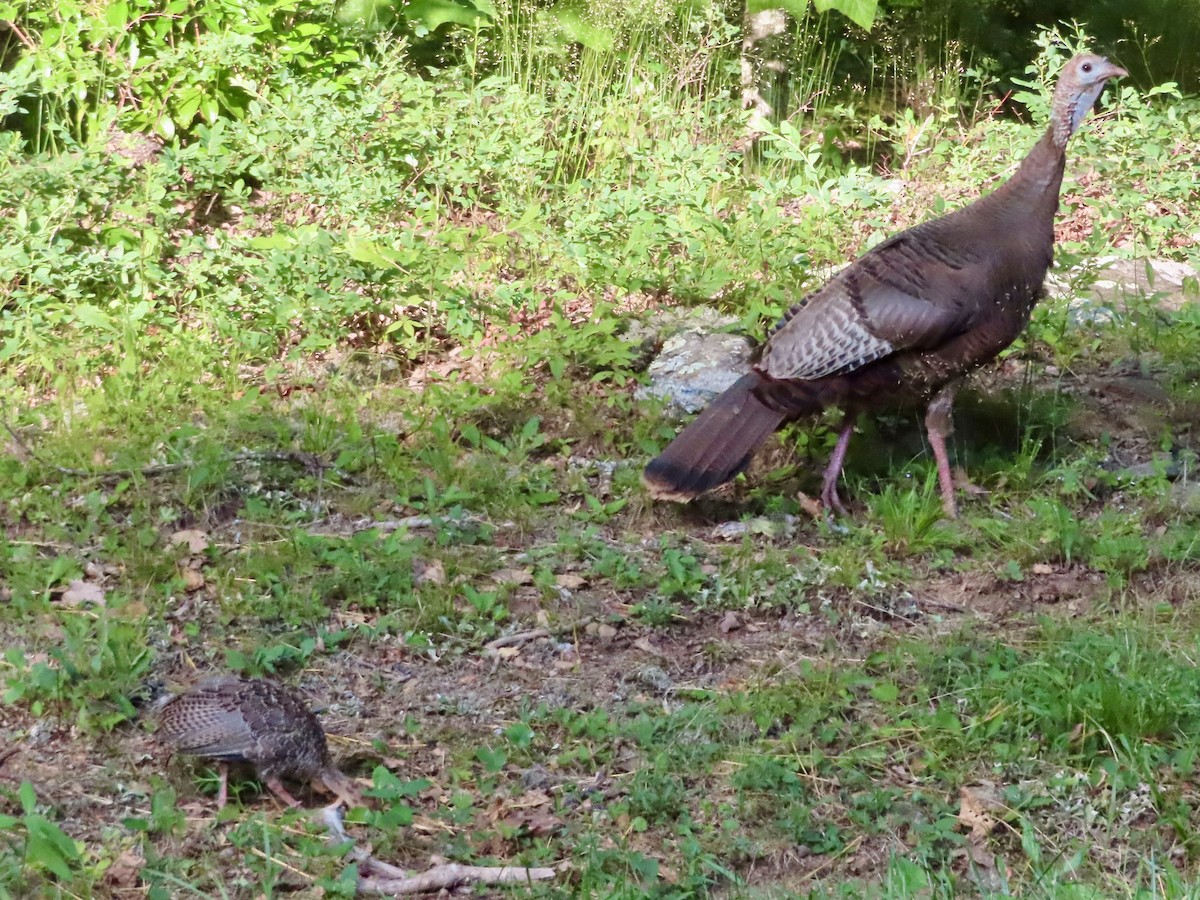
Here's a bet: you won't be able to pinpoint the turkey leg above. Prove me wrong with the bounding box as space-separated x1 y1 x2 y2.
924 381 960 519
216 762 230 809
819 414 856 516
265 776 303 808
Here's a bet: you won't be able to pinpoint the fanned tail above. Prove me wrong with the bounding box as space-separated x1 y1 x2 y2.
643 373 789 502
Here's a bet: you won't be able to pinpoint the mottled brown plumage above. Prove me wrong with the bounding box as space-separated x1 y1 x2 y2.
644 53 1127 517
157 676 359 809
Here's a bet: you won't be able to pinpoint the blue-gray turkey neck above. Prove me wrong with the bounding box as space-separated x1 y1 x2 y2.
643 53 1127 518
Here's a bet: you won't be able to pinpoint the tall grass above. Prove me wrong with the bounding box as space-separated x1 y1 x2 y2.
469 0 742 184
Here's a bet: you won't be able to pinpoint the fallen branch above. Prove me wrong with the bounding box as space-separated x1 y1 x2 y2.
912 593 968 614
484 628 550 652
320 804 563 895
360 862 562 895
307 514 504 536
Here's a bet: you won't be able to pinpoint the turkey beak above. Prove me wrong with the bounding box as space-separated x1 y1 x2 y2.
1101 62 1128 81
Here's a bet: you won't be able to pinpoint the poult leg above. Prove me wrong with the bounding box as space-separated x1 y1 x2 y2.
264 776 303 808
320 768 363 809
924 382 960 519
819 415 857 516
216 763 229 810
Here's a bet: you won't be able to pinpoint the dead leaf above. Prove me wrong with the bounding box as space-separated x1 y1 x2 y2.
502 809 563 836
963 839 997 871
1031 563 1054 575
169 529 209 554
958 784 1003 840
555 573 586 590
796 492 824 518
103 848 144 887
632 637 663 656
180 568 205 592
414 558 446 586
491 567 534 586
514 790 552 808
59 579 106 607
718 611 742 634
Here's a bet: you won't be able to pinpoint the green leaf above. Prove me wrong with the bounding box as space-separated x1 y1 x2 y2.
746 0 877 31
870 681 899 702
365 767 430 801
747 0 808 15
344 235 413 271
503 721 534 748
105 0 129 29
504 202 543 237
71 303 114 332
24 814 80 881
543 4 614 52
475 745 507 772
18 781 36 815
1020 816 1042 865
813 0 877 30
173 86 203 127
378 803 415 828
402 0 487 30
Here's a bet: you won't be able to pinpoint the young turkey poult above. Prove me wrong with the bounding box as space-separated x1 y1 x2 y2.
157 676 361 809
643 53 1126 518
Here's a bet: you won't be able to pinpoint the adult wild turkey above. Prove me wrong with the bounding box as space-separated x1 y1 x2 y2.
157 676 360 809
643 53 1126 518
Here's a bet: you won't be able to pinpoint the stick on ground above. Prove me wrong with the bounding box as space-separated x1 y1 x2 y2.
320 804 563 895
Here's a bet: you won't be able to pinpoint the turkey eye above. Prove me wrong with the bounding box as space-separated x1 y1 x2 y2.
1082 62 1093 73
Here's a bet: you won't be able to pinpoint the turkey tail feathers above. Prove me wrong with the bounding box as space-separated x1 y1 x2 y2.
643 373 787 502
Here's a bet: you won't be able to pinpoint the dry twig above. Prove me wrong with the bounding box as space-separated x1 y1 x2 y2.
306 513 505 537
360 863 562 895
320 804 562 895
484 628 550 652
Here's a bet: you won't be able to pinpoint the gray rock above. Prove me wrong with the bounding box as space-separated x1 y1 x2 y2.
710 515 799 541
636 331 753 414
623 307 740 374
1087 257 1198 310
1113 451 1194 482
1051 257 1199 315
623 307 738 348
